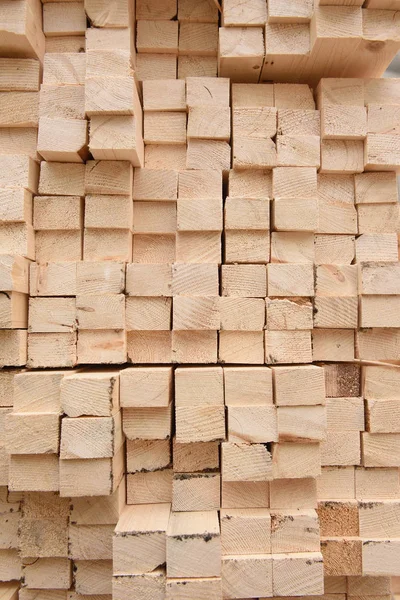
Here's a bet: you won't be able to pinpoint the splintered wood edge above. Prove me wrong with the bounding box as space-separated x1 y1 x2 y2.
212 0 222 13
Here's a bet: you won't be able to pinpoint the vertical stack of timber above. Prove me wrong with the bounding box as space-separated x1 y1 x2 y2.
113 366 172 598
0 486 22 588
0 3 130 599
135 0 219 82
0 58 40 368
32 0 87 369
116 363 325 598
0 4 43 532
318 364 400 580
84 0 142 363
2 367 125 599
81 161 131 363
85 1 143 166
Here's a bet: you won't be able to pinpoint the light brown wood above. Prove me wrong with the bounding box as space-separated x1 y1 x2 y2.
85 76 139 116
0 292 28 329
43 53 86 86
0 330 27 368
318 500 359 537
60 413 123 459
8 454 59 492
136 53 177 81
271 509 320 552
143 79 185 112
362 539 400 576
270 477 317 508
0 58 40 92
271 232 314 264
37 117 88 162
46 35 85 53
176 406 225 443
0 583 18 600
222 554 273 598
272 552 324 596
128 439 171 473
173 439 218 474
0 91 38 127
356 466 400 500
222 481 270 509
224 367 272 406
120 367 172 407
59 444 124 497
268 0 313 22
218 27 265 83
166 511 221 578
273 365 325 406
14 371 64 413
74 560 112 595
126 263 172 297
1 188 31 225
137 0 177 19
85 0 133 27
29 298 76 333
114 503 171 575
166 578 222 600
137 20 178 53
172 472 220 511
6 412 60 454
89 115 144 167
43 2 86 36
321 430 361 466
321 537 362 576
179 22 218 56
0 0 45 61
123 405 172 440
272 442 321 479
228 405 278 443
222 442 273 482
113 569 165 600
144 111 187 144
70 477 125 524
178 55 217 79
278 405 327 442
268 263 314 297
127 468 172 504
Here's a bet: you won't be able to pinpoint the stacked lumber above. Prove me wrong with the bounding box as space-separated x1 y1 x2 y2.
1 0 400 597
0 57 40 369
122 0 400 84
36 0 88 260
116 363 400 597
12 486 125 599
85 2 144 167
127 78 400 364
0 0 45 61
0 58 40 159
1 367 125 598
220 1 400 84
117 365 325 598
42 0 86 52
318 363 400 579
0 487 22 585
3 369 125 497
38 52 87 162
60 370 125 497
135 0 219 81
120 367 173 505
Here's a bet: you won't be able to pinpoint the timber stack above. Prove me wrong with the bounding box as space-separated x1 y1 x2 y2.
0 0 400 599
